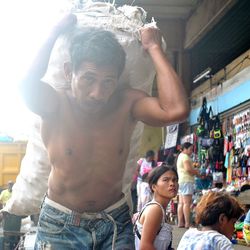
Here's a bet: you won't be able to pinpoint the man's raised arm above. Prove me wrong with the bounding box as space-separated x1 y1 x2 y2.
19 14 77 117
132 26 190 126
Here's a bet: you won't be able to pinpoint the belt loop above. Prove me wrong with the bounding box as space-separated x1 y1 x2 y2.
40 193 47 209
71 211 81 227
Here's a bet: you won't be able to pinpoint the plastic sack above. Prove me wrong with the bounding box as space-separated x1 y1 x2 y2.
5 1 164 215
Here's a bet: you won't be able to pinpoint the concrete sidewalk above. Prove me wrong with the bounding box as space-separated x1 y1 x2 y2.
172 225 249 249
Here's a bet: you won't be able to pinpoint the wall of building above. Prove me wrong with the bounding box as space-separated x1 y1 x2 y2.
0 142 26 187
158 18 189 87
184 0 237 49
139 125 163 157
139 0 240 146
190 49 250 125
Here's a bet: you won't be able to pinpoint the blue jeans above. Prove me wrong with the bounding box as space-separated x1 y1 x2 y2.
35 197 135 250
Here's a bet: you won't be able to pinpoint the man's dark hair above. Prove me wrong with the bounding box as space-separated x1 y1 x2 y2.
69 27 126 77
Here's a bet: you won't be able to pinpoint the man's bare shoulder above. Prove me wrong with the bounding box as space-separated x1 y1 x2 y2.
40 89 68 122
121 87 149 102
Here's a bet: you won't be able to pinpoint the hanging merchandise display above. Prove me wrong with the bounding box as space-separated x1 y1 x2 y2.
222 107 250 247
193 100 250 191
233 109 250 149
194 97 225 190
224 108 250 188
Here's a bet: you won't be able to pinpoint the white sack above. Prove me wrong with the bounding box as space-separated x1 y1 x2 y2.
5 1 165 215
4 117 50 215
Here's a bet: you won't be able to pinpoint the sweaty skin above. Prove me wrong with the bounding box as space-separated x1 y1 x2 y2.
43 83 145 212
20 14 189 213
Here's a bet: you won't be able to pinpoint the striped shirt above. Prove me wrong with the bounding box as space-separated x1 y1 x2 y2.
177 228 234 250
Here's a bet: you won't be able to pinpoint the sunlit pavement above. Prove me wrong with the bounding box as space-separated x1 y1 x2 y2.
172 225 250 249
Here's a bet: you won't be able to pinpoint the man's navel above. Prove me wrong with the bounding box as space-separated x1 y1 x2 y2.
65 148 73 156
118 148 124 155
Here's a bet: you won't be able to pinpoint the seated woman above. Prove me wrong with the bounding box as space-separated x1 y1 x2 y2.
134 164 178 250
177 191 244 250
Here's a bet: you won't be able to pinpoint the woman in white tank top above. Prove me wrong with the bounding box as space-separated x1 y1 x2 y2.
134 164 178 250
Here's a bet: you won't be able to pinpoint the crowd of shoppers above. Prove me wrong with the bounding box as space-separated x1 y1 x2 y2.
133 145 245 250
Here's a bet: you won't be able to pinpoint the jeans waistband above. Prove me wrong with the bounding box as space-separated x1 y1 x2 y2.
44 196 127 219
43 196 128 250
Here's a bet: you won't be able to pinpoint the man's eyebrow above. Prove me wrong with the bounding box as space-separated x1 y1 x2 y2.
82 71 96 76
104 75 117 79
81 72 116 78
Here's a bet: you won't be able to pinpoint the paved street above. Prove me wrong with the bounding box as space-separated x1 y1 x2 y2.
172 225 250 249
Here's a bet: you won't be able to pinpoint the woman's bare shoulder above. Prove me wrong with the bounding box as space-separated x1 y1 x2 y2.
144 203 163 218
140 203 163 228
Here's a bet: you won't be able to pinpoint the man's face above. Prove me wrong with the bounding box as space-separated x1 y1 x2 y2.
71 62 119 114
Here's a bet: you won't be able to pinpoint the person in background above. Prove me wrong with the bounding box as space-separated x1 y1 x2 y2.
177 142 199 228
165 153 176 166
177 191 244 250
137 169 153 212
19 13 189 249
243 208 250 245
138 150 156 177
0 181 23 250
136 150 156 211
132 150 155 213
134 164 178 250
0 181 14 208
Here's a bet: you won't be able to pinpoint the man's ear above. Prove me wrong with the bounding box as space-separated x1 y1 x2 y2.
64 62 73 82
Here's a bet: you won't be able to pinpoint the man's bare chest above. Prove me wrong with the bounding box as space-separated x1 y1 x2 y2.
44 113 134 162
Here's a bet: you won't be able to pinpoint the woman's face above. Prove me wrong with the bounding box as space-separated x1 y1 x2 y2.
186 146 193 156
146 155 155 162
153 170 179 199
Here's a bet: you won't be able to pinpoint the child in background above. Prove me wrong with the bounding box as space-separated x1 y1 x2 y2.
137 170 153 212
178 191 244 250
136 150 156 211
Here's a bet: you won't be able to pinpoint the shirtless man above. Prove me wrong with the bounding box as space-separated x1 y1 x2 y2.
20 14 189 249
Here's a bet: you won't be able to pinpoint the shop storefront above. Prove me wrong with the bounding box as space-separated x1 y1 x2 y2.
185 64 250 245
188 62 250 188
